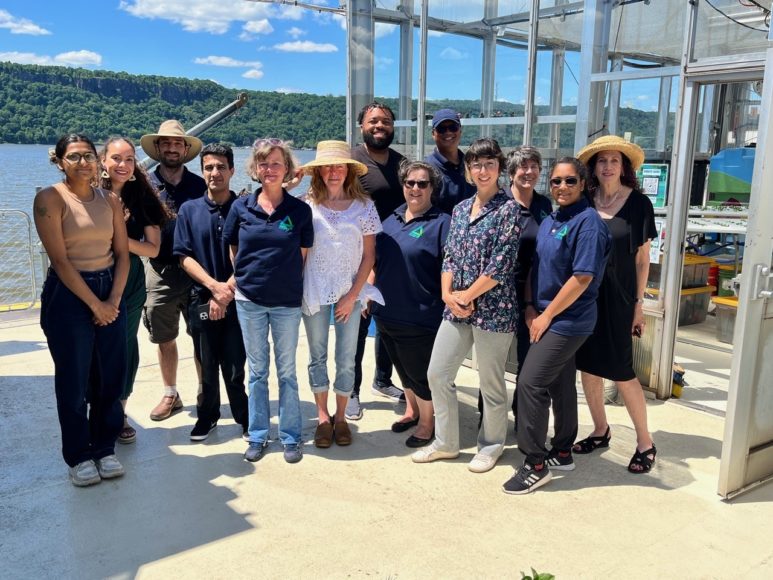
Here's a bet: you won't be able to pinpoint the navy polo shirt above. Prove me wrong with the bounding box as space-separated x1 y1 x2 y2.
222 189 314 308
425 149 476 215
152 166 207 265
514 192 554 288
531 198 611 336
371 204 451 331
173 192 237 300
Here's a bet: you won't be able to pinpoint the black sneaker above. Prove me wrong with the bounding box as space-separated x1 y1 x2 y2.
545 448 576 471
244 441 267 462
190 420 217 441
502 463 553 495
283 443 303 464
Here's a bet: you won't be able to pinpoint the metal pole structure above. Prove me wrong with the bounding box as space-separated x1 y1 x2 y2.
347 0 375 146
141 92 249 170
548 48 565 151
480 1 498 137
607 57 622 136
655 76 673 156
416 0 429 159
398 0 415 148
523 0 540 146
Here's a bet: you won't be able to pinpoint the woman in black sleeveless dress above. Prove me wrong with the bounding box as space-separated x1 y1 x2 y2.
574 136 657 474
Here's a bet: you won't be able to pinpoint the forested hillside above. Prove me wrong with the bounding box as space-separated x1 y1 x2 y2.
0 62 665 148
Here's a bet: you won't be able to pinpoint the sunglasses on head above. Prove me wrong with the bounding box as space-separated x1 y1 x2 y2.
253 137 283 148
549 176 579 186
435 123 459 134
404 180 430 189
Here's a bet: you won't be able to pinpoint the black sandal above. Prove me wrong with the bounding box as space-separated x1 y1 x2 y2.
572 426 611 454
628 445 657 474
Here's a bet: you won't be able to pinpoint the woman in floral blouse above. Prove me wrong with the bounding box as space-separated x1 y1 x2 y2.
412 137 523 474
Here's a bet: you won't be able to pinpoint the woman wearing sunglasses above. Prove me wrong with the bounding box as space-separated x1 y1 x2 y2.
224 138 314 464
370 160 451 448
502 158 611 495
299 140 383 449
573 136 658 474
412 138 522 474
34 134 130 486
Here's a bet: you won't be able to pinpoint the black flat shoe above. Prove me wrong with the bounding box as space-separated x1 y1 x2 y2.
391 418 419 433
405 432 434 448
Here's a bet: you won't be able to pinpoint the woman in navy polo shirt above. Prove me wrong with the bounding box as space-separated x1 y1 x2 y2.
411 138 523 474
223 138 314 464
503 157 611 495
371 160 451 448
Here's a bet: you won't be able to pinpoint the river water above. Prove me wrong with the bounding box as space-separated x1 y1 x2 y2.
0 144 316 306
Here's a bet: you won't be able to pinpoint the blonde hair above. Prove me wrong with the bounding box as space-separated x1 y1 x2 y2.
308 166 370 205
246 138 297 183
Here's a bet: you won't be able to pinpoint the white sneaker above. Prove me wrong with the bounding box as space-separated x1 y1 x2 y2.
96 455 125 479
468 452 499 473
69 460 101 487
411 444 459 464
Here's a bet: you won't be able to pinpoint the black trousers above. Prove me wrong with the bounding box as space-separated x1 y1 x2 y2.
188 294 248 428
516 331 587 466
353 312 394 396
375 319 437 401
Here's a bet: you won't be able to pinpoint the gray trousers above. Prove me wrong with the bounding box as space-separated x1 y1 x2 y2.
428 320 514 458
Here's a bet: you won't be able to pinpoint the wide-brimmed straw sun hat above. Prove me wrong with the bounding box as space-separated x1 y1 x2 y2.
299 140 368 176
140 120 203 163
577 135 645 170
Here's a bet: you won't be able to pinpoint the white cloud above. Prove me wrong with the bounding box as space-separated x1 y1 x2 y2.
375 22 396 39
0 9 51 35
287 27 306 39
119 0 273 34
0 50 102 67
636 94 650 101
439 47 467 60
194 55 263 68
277 5 304 20
274 40 338 53
375 56 393 69
239 19 274 40
242 69 264 79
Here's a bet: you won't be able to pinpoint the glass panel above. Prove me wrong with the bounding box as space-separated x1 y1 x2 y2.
428 0 485 21
692 0 769 60
606 1 686 65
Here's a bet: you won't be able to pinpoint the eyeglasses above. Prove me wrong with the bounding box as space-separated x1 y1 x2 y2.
549 177 580 187
435 123 459 134
253 138 284 148
404 180 430 189
469 160 498 173
257 162 286 172
63 152 98 164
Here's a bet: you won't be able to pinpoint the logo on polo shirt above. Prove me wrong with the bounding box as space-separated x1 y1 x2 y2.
552 224 569 240
278 216 294 232
409 225 424 239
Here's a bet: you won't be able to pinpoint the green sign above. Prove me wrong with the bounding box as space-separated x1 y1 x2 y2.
638 163 668 209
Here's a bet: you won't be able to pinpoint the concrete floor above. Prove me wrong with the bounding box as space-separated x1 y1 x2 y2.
1 309 772 579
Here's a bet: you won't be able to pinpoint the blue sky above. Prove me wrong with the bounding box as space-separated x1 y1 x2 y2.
0 0 664 110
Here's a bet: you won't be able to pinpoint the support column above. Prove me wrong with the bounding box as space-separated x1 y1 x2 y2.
480 1 498 137
523 0 540 145
655 76 673 155
416 0 429 159
347 0 374 146
548 48 565 150
607 57 623 136
399 0 415 147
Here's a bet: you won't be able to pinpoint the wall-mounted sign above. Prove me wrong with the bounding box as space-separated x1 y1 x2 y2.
638 163 669 209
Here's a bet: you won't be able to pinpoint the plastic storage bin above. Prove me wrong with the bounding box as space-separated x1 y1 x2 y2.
648 254 715 289
711 296 738 344
717 263 741 297
649 285 716 326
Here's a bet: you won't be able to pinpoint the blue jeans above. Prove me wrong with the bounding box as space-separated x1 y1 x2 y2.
236 300 302 445
40 268 127 467
303 302 361 397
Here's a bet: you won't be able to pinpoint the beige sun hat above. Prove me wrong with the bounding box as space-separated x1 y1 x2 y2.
140 120 203 163
299 140 368 176
577 135 645 170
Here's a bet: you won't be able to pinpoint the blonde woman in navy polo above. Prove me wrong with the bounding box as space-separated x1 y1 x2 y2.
371 160 451 448
223 139 314 464
503 157 611 495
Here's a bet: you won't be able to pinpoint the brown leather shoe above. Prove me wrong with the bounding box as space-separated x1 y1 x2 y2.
150 393 183 421
333 420 352 446
314 421 333 448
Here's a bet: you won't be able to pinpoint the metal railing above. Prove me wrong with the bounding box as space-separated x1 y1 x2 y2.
0 209 39 312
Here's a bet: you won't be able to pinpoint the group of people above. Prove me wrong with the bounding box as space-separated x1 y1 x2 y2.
34 102 657 494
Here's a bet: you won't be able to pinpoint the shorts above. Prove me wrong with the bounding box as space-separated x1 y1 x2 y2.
142 260 193 344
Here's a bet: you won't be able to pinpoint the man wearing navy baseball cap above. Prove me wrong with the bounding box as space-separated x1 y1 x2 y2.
424 108 475 214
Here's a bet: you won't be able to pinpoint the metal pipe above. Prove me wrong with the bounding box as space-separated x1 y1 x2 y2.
523 0 540 145
140 92 249 170
416 0 429 159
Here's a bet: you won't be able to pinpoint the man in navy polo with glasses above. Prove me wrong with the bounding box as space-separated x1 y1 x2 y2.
425 108 476 215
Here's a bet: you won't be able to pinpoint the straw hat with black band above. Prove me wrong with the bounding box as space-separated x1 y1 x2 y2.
140 120 203 163
299 140 368 176
577 135 645 171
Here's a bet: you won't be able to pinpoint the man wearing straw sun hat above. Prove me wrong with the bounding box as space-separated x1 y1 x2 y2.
139 120 207 423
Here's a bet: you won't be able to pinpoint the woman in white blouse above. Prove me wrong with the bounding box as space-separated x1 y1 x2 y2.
300 141 384 448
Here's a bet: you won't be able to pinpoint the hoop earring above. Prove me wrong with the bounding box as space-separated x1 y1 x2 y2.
128 174 137 182
101 170 110 179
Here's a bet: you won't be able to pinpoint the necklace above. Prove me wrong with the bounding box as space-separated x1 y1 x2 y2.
595 188 623 209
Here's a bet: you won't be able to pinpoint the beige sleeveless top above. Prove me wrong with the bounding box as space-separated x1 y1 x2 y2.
56 183 114 272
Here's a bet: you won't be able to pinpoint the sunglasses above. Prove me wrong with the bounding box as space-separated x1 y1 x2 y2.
64 152 98 164
404 180 430 189
435 123 459 134
549 176 580 187
253 137 284 148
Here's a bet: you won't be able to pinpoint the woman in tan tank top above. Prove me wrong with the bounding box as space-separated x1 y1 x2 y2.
33 134 130 487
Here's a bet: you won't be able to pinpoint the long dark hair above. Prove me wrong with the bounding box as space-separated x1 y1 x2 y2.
100 137 171 225
586 151 640 192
